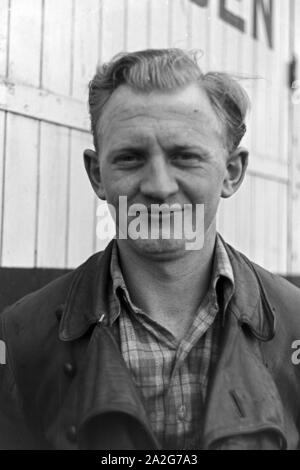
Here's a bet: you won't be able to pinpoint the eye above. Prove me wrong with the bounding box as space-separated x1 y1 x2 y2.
113 153 144 167
170 153 202 167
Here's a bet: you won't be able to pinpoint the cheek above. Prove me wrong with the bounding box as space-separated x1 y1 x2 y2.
101 167 140 203
184 169 224 203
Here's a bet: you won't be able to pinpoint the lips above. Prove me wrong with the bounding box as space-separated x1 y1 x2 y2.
146 205 184 216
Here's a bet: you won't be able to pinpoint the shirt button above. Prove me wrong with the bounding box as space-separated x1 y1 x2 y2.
66 425 77 443
177 405 186 421
63 362 76 378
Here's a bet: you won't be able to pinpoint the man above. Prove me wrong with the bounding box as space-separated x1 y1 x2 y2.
0 48 300 450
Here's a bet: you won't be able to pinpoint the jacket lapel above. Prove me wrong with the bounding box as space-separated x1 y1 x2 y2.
202 242 287 450
76 323 159 449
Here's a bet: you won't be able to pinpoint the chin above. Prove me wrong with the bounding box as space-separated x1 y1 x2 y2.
129 238 188 259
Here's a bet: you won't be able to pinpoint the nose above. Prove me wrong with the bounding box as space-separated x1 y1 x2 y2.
140 155 179 201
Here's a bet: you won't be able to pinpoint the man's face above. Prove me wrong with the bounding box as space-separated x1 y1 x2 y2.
96 83 229 258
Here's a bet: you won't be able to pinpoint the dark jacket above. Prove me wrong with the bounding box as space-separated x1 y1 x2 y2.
0 239 300 450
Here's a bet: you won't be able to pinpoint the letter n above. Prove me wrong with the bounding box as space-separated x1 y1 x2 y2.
253 0 274 49
190 0 209 7
219 0 245 33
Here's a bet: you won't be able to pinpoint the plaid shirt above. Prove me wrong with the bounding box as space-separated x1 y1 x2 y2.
107 234 234 450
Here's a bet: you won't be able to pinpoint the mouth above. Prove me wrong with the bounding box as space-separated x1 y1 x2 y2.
147 209 183 221
146 205 184 215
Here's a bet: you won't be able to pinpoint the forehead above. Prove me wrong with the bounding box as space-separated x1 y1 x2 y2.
98 84 224 149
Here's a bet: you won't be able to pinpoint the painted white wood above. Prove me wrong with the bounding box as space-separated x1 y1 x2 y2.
251 42 268 163
101 0 126 62
250 176 264 268
218 192 237 249
249 177 288 274
42 0 72 95
237 0 255 152
0 111 5 259
189 0 209 70
206 0 224 71
277 1 290 164
262 179 280 272
149 0 169 49
168 0 189 49
291 186 300 273
247 155 289 183
126 0 149 51
67 130 96 267
36 122 69 267
72 0 100 101
289 0 300 274
267 1 283 164
2 113 38 267
0 0 9 77
0 80 90 131
277 181 288 274
233 174 252 257
8 0 42 86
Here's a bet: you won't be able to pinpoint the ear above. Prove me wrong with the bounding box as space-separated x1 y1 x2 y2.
83 149 106 200
221 147 249 199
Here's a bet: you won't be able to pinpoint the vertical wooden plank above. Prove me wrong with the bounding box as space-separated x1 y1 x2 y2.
67 130 96 268
219 0 245 74
42 0 72 95
278 0 290 164
37 123 69 267
189 0 210 70
251 38 268 161
0 0 9 77
267 0 282 163
233 174 252 257
277 181 288 274
101 0 126 62
72 0 100 101
169 0 189 49
8 0 42 86
205 0 226 71
262 1 284 165
2 114 38 267
291 0 300 273
237 0 254 152
0 111 5 265
263 179 279 272
251 176 267 269
126 0 149 51
149 0 169 49
218 192 238 248
292 187 300 273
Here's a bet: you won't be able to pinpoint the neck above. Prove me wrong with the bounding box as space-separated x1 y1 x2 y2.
116 224 217 339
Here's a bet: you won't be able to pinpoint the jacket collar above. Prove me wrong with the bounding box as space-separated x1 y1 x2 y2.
59 240 115 341
222 238 276 341
59 236 276 342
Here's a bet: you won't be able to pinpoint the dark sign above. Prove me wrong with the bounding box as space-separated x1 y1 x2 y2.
190 0 273 49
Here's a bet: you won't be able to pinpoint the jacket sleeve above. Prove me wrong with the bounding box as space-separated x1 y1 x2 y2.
0 310 36 449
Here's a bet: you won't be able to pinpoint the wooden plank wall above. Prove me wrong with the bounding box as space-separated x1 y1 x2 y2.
0 0 298 275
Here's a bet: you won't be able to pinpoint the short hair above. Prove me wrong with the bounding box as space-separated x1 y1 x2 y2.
88 48 250 153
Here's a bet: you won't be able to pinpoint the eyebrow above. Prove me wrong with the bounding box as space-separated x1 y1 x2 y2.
108 143 212 158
